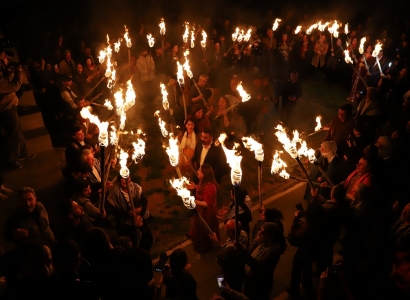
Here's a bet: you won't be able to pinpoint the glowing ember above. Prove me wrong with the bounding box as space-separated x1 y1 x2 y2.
242 136 264 161
218 133 242 186
372 42 382 57
147 33 155 48
272 18 281 31
271 150 289 179
344 49 353 64
306 23 318 35
166 134 179 167
314 116 322 131
295 25 302 34
119 149 130 178
236 81 251 102
183 22 190 43
359 37 366 54
159 18 166 36
123 26 132 48
104 99 113 110
200 30 207 49
160 83 169 110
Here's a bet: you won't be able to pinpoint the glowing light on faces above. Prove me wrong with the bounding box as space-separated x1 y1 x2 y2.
242 136 264 161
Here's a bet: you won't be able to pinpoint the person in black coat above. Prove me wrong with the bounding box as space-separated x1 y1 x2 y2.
190 127 227 183
280 71 302 127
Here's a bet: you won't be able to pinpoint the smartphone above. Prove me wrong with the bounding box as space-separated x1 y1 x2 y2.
295 203 304 212
216 275 225 291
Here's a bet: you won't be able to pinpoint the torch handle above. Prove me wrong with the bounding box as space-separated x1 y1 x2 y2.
126 179 135 211
224 44 234 56
179 85 188 120
314 163 334 187
376 56 384 76
213 101 240 119
83 76 105 100
362 54 369 69
161 37 164 60
234 185 240 243
295 157 315 190
194 209 213 235
175 166 182 179
100 145 106 213
258 161 263 208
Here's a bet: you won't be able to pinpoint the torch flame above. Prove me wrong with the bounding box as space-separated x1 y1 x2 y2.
372 42 382 57
236 81 251 102
344 49 353 64
132 138 145 162
218 133 242 186
124 79 136 112
271 150 289 179
154 110 169 137
147 33 155 48
166 134 179 167
295 25 302 34
98 49 106 64
183 22 189 43
183 59 193 79
114 39 121 53
124 25 132 48
160 83 169 110
170 177 196 209
177 62 185 85
104 99 113 110
272 18 282 31
119 149 130 178
190 28 195 48
243 28 252 42
314 116 322 132
159 18 166 36
317 21 330 32
359 37 366 54
232 27 240 42
80 106 109 146
109 125 118 145
200 30 207 49
242 136 264 161
344 23 349 34
328 20 339 38
306 23 318 35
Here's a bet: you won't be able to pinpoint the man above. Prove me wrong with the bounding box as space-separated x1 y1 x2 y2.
210 219 249 292
166 74 184 128
136 47 155 99
107 175 147 246
280 71 302 126
65 125 86 170
4 187 55 247
0 47 34 169
71 178 104 221
190 74 209 109
74 111 99 151
60 74 87 116
190 128 226 183
366 50 388 87
262 29 277 76
342 156 373 201
238 222 282 300
324 104 355 156
60 199 94 244
59 50 76 77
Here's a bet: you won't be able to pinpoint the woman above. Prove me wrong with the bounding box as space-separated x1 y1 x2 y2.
189 104 211 134
83 57 100 81
217 187 252 234
179 117 197 177
311 35 328 68
210 96 231 137
188 164 220 254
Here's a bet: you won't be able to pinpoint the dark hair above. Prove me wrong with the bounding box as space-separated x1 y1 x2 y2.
62 199 74 216
117 174 129 183
230 187 250 215
191 104 203 116
72 161 92 174
74 178 90 194
184 116 195 128
219 96 231 109
202 126 213 136
169 249 188 275
339 104 353 116
198 164 217 191
18 187 36 198
331 184 346 202
264 208 284 221
71 125 83 137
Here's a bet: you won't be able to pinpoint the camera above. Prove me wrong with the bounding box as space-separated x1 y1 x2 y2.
154 252 168 272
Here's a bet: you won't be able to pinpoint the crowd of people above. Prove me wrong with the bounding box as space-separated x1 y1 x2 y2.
1 6 410 300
